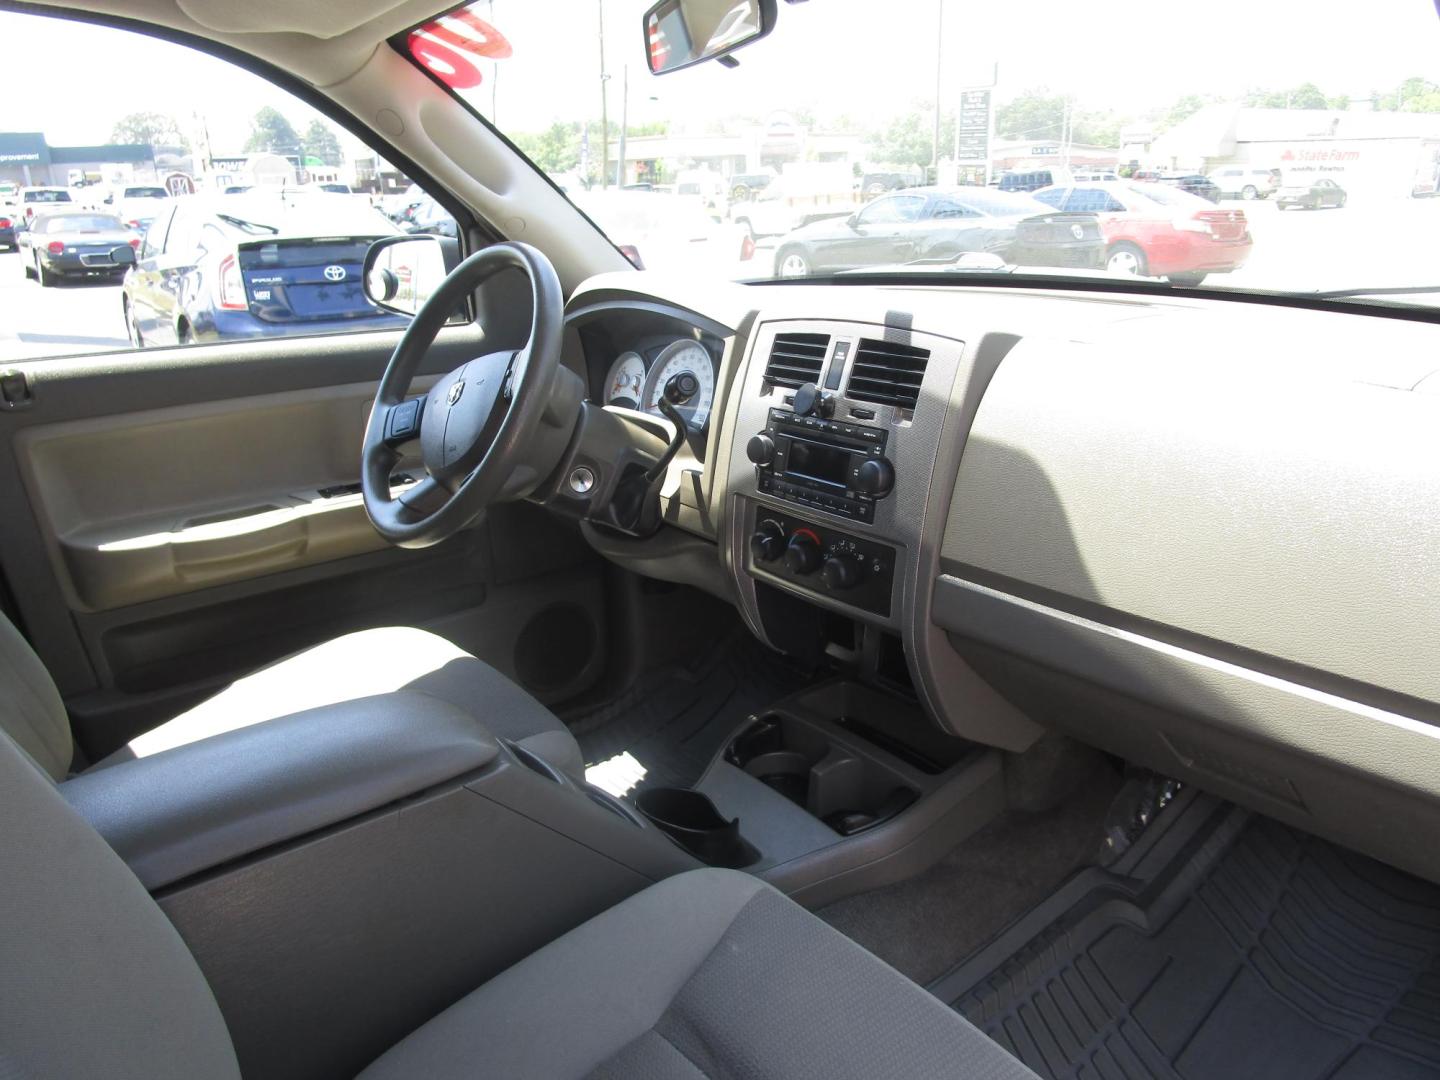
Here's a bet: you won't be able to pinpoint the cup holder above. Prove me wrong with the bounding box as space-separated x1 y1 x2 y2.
633 787 760 869
725 714 918 837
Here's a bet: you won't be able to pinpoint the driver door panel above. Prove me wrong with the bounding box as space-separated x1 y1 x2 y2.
0 327 608 762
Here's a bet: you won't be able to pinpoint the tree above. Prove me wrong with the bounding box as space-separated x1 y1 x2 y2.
301 120 343 167
110 112 189 151
866 110 942 169
1243 83 1330 109
1375 77 1440 112
996 88 1066 143
244 107 301 156
512 121 583 174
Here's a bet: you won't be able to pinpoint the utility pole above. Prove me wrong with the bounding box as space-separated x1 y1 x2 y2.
931 0 944 181
617 65 628 187
599 0 610 189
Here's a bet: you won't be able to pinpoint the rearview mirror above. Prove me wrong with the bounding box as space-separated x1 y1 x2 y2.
363 235 447 317
642 0 775 75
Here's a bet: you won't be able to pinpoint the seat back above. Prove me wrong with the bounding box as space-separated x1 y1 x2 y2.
0 611 71 779
0 730 240 1079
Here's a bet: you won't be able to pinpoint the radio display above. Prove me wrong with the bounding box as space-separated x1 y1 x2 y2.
784 437 851 489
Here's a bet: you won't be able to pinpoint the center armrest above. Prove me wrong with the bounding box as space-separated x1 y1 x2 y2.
61 691 499 891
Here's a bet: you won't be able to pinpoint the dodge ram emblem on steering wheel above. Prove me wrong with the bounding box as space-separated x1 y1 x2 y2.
447 380 466 406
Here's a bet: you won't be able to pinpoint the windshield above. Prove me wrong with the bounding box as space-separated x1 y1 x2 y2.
122 187 167 199
403 0 1440 305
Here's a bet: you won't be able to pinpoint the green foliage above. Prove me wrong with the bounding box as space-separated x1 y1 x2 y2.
866 109 941 169
300 120 343 168
1374 77 1440 112
995 89 1120 148
109 112 189 152
512 121 584 174
244 107 301 156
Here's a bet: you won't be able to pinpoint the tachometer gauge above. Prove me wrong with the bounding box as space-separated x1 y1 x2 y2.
603 351 646 409
642 340 715 430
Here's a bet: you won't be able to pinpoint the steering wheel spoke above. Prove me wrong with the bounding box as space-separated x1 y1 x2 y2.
379 395 426 447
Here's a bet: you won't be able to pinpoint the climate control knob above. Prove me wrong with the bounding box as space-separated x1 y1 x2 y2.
746 433 776 465
854 457 895 498
783 532 822 575
822 555 861 590
750 519 785 563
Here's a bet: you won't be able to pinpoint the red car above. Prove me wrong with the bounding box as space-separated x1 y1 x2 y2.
1034 181 1251 285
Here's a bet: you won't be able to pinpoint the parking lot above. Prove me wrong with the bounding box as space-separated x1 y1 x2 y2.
2 195 1436 362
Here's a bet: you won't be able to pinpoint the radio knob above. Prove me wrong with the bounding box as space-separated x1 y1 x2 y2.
750 519 785 563
822 555 861 590
784 533 822 575
854 457 895 498
746 433 776 465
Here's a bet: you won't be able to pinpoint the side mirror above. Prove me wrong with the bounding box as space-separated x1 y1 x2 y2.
363 234 449 317
110 244 137 267
847 214 861 230
642 0 776 75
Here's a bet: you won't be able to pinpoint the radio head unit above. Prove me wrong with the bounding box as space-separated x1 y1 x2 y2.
746 407 895 523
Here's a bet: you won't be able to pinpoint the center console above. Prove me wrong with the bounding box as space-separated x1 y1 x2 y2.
724 319 966 640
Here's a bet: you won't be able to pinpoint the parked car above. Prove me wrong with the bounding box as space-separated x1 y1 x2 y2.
1207 166 1282 201
729 166 855 238
18 211 138 285
0 209 16 252
1034 180 1251 284
998 167 1073 193
18 185 73 222
857 168 924 198
1276 177 1347 210
119 192 407 347
573 189 754 275
728 170 776 202
306 182 355 195
1152 173 1221 203
103 185 170 230
771 187 1104 277
401 195 459 239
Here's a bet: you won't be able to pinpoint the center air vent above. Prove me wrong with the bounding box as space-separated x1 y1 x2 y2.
846 338 930 410
763 332 830 389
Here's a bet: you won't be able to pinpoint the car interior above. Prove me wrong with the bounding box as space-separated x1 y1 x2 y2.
3 1 1440 1079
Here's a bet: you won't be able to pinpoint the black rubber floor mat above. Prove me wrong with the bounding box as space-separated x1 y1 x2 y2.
572 631 814 790
933 798 1440 1080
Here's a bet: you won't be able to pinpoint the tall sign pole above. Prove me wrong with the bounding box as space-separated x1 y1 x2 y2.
954 64 996 184
599 0 610 190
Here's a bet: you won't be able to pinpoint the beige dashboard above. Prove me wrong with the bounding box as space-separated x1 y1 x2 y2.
570 272 1440 883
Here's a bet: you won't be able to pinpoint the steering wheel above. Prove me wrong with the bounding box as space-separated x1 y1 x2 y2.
362 241 564 549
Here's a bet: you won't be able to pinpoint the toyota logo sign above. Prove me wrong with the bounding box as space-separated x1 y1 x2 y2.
323 265 347 282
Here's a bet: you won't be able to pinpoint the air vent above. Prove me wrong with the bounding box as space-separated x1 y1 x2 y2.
846 338 930 410
763 332 830 389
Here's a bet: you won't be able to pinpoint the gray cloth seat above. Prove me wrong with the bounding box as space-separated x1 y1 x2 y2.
0 723 1036 1080
0 614 583 780
361 867 1039 1080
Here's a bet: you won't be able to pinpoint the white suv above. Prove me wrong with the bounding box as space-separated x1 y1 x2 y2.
1207 166 1281 200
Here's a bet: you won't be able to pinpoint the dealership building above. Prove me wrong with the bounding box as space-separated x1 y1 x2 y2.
0 132 160 187
1144 106 1440 199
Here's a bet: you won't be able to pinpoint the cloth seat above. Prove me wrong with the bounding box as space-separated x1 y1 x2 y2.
0 613 583 781
361 867 1039 1080
0 722 1036 1080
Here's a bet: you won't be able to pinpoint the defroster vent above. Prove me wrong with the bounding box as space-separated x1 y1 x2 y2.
846 338 930 410
763 332 830 389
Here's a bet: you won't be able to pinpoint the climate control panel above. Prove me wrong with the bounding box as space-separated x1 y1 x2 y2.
748 509 897 617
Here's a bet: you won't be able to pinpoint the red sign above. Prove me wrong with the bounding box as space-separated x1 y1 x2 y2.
408 5 512 90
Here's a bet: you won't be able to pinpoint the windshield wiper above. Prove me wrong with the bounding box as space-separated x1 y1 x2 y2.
216 214 279 236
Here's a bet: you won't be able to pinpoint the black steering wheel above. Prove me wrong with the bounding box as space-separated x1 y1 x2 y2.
362 241 564 548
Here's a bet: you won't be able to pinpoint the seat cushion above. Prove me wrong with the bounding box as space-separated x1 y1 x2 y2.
360 868 1038 1080
93 626 583 777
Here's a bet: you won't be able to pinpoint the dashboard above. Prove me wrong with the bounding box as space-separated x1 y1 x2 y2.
566 271 1440 891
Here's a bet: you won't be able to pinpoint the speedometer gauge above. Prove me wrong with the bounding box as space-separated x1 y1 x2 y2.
642 340 715 431
603 351 646 409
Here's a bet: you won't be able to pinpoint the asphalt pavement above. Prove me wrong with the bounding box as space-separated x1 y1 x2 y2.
1 196 1435 364
0 250 130 360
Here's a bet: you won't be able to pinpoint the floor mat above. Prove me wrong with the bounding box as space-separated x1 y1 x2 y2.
572 631 815 791
931 796 1440 1080
819 761 1123 986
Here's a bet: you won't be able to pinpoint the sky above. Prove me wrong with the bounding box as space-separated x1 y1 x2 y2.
1 0 1437 154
